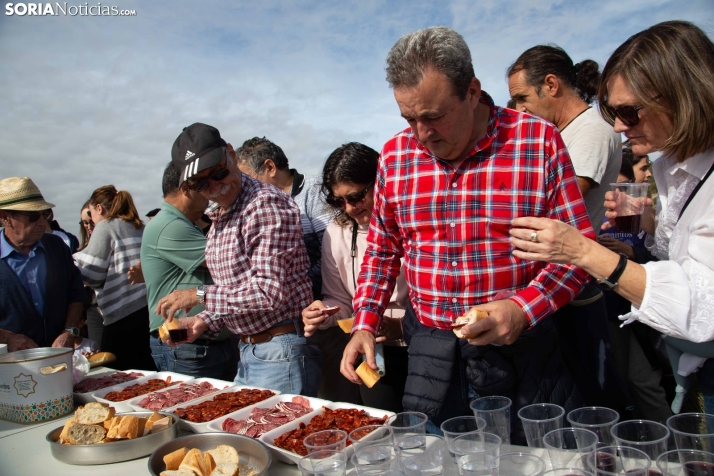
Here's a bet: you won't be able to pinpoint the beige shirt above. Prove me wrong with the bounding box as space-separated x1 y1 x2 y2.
320 222 408 335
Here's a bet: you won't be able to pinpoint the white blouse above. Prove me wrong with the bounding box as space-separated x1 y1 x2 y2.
621 148 714 342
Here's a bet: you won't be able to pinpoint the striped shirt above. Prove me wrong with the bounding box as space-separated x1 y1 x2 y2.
353 92 594 334
74 218 147 325
199 174 313 335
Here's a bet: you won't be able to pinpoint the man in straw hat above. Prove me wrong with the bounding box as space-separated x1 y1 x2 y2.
0 177 85 351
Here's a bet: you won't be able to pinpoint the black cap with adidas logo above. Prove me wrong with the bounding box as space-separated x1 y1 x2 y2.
171 123 227 186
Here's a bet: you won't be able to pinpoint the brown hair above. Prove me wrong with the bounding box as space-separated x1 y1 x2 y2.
88 185 144 229
78 199 91 251
598 20 714 162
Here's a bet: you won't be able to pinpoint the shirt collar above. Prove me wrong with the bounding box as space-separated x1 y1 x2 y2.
0 229 44 259
667 147 714 180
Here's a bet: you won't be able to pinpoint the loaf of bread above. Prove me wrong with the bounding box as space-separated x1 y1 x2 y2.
452 309 489 339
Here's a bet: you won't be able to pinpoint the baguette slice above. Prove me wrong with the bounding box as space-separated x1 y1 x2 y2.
205 452 216 474
59 418 76 444
179 451 209 476
67 423 107 445
75 402 115 425
452 309 489 339
158 324 170 343
117 415 139 439
150 416 172 434
207 445 239 465
355 361 380 388
87 352 116 368
336 317 354 333
163 447 187 471
210 463 239 476
160 471 196 476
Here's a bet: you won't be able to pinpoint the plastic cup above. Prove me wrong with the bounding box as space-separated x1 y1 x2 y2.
387 411 428 438
542 470 594 476
470 396 512 445
298 449 346 476
303 429 348 455
491 452 546 476
351 443 400 475
348 425 393 452
457 451 494 476
544 428 599 470
518 403 565 448
667 413 714 452
610 183 650 233
395 434 445 476
655 449 714 476
450 431 502 459
441 416 487 462
567 407 621 446
585 446 651 475
610 420 670 460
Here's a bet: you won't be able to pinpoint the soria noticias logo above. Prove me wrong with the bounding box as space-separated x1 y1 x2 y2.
5 3 137 16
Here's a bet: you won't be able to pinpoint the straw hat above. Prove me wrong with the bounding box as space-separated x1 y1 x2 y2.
0 177 55 211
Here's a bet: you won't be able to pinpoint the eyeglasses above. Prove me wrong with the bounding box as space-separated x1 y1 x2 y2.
10 209 52 223
186 156 230 192
78 220 94 228
603 95 662 127
325 182 373 209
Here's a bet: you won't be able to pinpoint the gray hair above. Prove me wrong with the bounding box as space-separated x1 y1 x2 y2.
386 26 475 100
235 136 290 174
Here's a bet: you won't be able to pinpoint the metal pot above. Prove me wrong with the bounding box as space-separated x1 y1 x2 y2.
0 347 74 424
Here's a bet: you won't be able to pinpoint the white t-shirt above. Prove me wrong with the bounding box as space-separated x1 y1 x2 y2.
560 107 622 228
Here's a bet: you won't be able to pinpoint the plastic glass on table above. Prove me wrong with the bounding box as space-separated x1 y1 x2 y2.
350 443 400 475
491 451 546 476
666 413 714 452
567 407 620 446
450 431 502 460
303 429 348 454
348 425 393 453
518 403 565 448
470 396 512 445
585 445 651 475
542 469 594 476
441 416 487 462
387 411 428 438
395 434 446 476
610 420 670 460
544 428 599 470
457 451 494 476
655 449 714 476
298 449 346 476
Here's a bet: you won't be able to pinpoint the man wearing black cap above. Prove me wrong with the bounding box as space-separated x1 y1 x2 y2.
157 123 321 396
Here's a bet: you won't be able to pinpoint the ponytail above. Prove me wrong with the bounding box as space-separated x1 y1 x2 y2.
88 185 144 229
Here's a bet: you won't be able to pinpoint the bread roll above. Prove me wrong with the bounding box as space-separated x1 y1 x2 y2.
75 402 115 425
452 309 489 339
336 318 354 333
164 447 186 471
207 445 239 465
67 423 107 445
355 361 380 388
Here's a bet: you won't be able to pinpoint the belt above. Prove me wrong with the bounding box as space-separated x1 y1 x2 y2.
240 321 304 344
149 329 225 346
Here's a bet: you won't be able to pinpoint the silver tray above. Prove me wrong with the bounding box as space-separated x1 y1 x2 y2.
148 432 272 475
46 411 179 465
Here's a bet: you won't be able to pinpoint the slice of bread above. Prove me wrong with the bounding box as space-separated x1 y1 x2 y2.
179 450 210 476
164 447 186 471
452 309 489 339
150 416 172 434
117 415 139 439
67 423 107 445
75 402 115 425
204 452 216 474
207 445 239 465
159 470 196 476
59 418 76 444
210 463 239 476
158 324 170 343
336 317 354 333
355 361 380 388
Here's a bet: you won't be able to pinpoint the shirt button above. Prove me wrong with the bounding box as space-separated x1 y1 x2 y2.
451 261 457 266
452 298 458 303
450 223 456 228
451 183 457 188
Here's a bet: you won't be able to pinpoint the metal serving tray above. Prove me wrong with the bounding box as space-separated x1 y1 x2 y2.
147 432 272 476
46 411 179 465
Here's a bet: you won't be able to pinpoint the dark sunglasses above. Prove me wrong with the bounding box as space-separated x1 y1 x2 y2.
186 156 230 192
79 219 94 227
325 182 373 209
603 94 662 127
11 209 52 222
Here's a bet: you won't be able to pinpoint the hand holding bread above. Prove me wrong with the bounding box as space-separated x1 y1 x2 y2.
452 308 489 339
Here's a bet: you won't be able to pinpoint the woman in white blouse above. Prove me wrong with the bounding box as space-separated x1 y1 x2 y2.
505 20 714 414
302 142 409 412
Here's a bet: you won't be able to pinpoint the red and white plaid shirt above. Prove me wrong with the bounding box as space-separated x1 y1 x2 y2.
198 174 313 335
353 92 595 333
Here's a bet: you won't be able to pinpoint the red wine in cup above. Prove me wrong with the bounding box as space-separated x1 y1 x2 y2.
615 214 642 234
683 462 714 476
168 328 188 342
596 452 617 473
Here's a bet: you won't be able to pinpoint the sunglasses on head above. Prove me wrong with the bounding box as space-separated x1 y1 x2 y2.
186 155 230 192
11 209 52 223
325 182 373 209
603 94 662 127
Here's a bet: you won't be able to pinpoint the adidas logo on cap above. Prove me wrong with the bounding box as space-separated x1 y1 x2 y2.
185 150 196 160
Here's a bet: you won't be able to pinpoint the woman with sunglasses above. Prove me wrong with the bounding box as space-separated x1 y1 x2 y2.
78 201 94 251
508 21 714 414
74 185 155 371
302 142 409 412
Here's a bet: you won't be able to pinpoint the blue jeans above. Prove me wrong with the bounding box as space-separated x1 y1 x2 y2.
150 336 238 381
235 322 322 397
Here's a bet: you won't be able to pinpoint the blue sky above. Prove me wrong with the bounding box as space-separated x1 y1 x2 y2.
0 0 711 233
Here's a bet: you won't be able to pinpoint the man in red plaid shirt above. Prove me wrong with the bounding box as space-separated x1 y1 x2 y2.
340 27 594 440
158 123 320 396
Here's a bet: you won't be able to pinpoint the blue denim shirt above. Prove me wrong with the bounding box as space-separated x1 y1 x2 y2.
0 229 47 316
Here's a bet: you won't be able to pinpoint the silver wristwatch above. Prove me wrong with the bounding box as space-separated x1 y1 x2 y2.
64 327 80 338
196 285 207 305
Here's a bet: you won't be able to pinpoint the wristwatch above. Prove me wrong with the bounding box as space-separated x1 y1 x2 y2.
597 253 629 291
196 285 207 305
64 327 80 338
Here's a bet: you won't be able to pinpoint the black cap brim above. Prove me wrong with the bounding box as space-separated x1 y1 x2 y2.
179 147 225 186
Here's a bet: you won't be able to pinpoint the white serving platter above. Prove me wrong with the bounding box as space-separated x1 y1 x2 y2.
73 369 156 404
205 394 330 435
92 371 191 413
170 385 281 433
259 401 394 465
126 377 234 413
